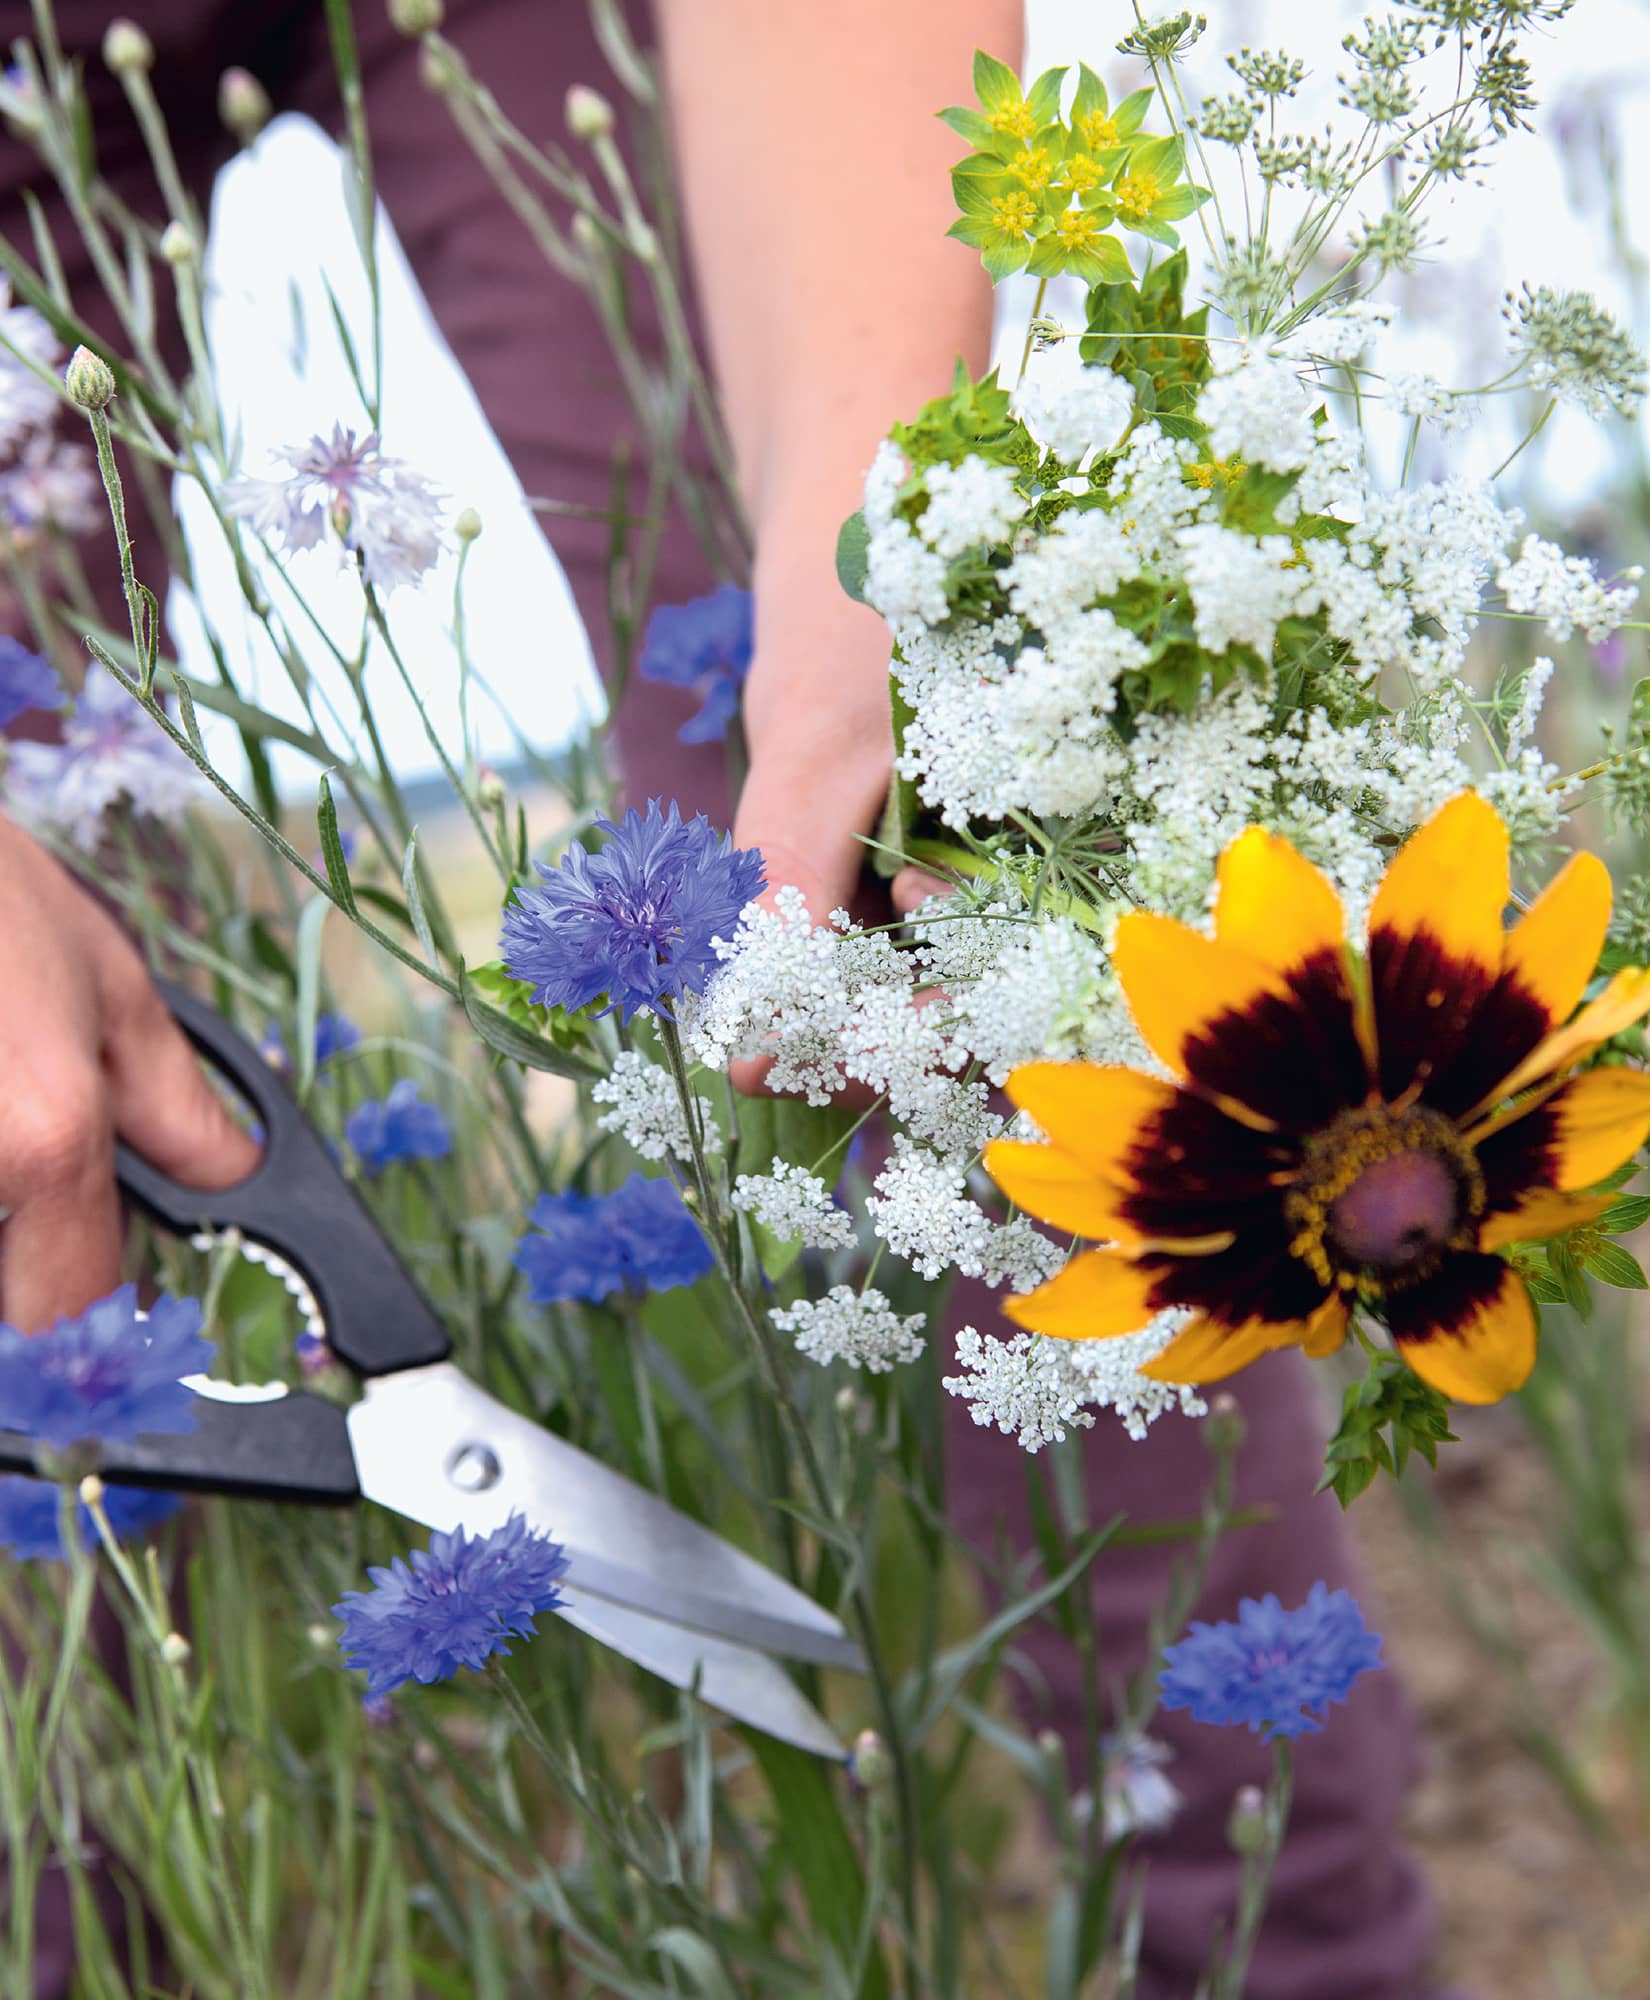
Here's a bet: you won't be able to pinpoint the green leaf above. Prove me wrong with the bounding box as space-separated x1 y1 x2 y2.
457 959 602 1078
938 104 1001 151
401 830 438 970
971 49 1023 112
745 1736 887 2000
316 773 357 915
1582 1239 1648 1290
168 667 204 756
835 509 871 604
1600 1193 1650 1232
292 894 330 1099
1023 64 1068 125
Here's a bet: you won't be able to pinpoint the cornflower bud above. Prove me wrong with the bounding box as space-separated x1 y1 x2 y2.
64 345 116 410
565 83 614 141
218 66 272 145
102 19 154 75
1204 1390 1246 1455
1227 1783 1269 1855
628 220 659 266
454 504 482 542
78 1474 105 1508
388 0 444 34
159 1631 192 1666
477 765 506 809
160 220 196 266
847 1729 892 1792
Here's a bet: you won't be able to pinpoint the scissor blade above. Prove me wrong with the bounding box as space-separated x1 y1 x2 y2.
555 1586 845 1758
346 1364 864 1674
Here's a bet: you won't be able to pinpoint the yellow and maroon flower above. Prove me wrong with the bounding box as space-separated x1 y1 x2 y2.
985 794 1650 1405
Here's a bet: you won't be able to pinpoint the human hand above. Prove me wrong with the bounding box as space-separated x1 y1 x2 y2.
0 812 261 1331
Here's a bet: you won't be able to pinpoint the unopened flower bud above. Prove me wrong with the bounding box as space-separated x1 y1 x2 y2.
1227 1783 1269 1855
1204 1390 1246 1455
218 66 271 144
160 221 196 266
160 1631 191 1666
1029 314 1066 351
627 220 659 266
1035 1727 1065 1763
565 83 614 142
847 1728 892 1792
477 765 506 809
571 212 604 259
78 1474 105 1508
103 19 154 75
454 504 482 543
307 1620 333 1650
418 39 460 93
388 0 443 34
65 344 116 411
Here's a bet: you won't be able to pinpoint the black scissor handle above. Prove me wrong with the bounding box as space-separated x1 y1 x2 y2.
114 980 451 1378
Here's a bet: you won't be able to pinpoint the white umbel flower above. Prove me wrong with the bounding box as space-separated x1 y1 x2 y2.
733 1158 855 1250
943 1318 1206 1451
771 1286 925 1373
918 455 1026 558
591 1050 721 1163
1017 359 1133 465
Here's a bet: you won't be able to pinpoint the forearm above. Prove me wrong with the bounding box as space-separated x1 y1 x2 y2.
656 0 1020 572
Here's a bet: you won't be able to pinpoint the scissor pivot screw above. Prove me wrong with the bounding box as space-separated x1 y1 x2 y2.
445 1442 502 1493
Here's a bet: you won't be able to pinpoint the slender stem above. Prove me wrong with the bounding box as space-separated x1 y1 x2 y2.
84 402 151 692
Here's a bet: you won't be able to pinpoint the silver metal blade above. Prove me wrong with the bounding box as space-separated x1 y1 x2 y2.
346 1363 864 1673
555 1586 845 1758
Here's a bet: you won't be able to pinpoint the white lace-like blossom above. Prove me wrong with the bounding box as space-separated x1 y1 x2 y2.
732 1158 855 1250
863 438 908 534
943 1319 1206 1450
1496 533 1641 644
771 1286 925 1373
1177 523 1306 658
1506 655 1554 755
224 423 445 591
868 1138 1061 1289
1197 352 1316 473
864 517 950 638
590 1050 720 1163
1017 360 1133 464
1282 300 1392 367
1387 369 1470 433
919 455 1026 557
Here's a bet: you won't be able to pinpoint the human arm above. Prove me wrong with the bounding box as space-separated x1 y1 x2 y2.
655 0 1021 966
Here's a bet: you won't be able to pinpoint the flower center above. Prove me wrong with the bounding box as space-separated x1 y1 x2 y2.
1077 111 1119 149
990 191 1039 235
1284 1104 1483 1292
989 101 1037 141
1115 170 1162 224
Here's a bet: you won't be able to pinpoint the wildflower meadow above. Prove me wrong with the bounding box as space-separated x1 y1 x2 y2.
2 1 1650 1993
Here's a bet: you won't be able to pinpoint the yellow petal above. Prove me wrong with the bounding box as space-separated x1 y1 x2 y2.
1390 1255 1537 1406
1545 1066 1650 1191
1111 912 1287 1094
1301 1294 1350 1359
1214 826 1346 979
1488 966 1650 1103
1501 851 1612 1035
1002 1063 1177 1183
1478 1189 1613 1251
985 1138 1133 1239
1002 1248 1162 1340
1138 1313 1303 1385
1368 791 1509 985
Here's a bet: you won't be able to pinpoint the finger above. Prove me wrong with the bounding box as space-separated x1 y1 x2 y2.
0 1066 124 1331
89 933 263 1190
892 867 952 916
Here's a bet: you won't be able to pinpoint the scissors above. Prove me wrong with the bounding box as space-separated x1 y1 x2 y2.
0 981 862 1758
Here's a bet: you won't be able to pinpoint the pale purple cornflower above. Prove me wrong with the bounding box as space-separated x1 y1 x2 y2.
0 433 101 535
1 665 200 849
223 424 445 591
0 279 59 452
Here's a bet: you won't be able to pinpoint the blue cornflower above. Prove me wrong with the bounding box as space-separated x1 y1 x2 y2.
499 799 765 1024
0 1287 213 1451
345 1079 452 1177
638 584 753 744
514 1170 714 1304
0 637 63 728
0 1474 180 1562
261 1010 363 1076
1158 1583 1383 1741
333 1514 571 1697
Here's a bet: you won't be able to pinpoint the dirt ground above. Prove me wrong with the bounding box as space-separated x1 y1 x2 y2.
1354 1401 1650 2000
